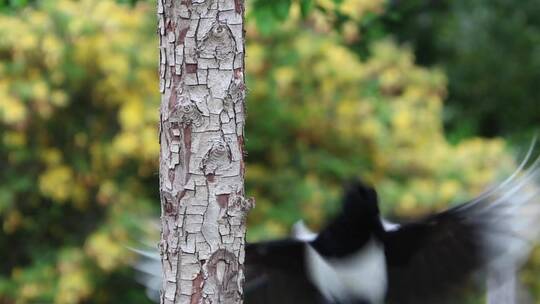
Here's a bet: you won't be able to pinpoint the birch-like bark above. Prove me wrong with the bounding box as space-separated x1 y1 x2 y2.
157 1 251 303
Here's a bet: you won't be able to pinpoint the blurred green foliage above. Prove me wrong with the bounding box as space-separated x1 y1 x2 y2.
0 0 33 11
349 0 540 139
435 0 540 139
0 0 536 303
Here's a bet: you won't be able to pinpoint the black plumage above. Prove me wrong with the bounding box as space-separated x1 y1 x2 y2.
134 152 540 304
246 156 540 303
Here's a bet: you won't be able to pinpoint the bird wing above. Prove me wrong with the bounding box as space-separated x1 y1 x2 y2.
384 153 540 304
131 240 322 304
244 239 323 304
129 246 162 302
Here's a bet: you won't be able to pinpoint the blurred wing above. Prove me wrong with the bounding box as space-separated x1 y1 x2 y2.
130 247 162 302
244 239 323 304
384 154 540 304
132 237 322 303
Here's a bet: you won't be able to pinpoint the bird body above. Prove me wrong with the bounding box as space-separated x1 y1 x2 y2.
306 238 387 304
246 150 540 304
135 147 540 304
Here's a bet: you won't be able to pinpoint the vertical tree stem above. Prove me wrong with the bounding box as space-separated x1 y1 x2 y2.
157 0 250 303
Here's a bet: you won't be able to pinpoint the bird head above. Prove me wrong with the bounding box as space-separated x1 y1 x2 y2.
341 180 381 228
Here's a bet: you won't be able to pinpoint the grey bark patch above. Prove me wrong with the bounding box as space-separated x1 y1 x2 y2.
205 249 242 302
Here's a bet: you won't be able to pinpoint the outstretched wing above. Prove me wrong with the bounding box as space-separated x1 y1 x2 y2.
132 238 322 303
244 239 323 304
384 154 540 304
129 246 162 302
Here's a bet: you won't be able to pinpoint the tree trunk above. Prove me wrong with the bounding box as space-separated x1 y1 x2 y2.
157 1 250 303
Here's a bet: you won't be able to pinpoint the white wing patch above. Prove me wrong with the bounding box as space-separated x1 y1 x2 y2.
292 220 318 242
306 238 387 303
381 218 400 232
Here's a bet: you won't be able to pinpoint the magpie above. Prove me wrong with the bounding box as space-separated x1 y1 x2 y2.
134 150 540 304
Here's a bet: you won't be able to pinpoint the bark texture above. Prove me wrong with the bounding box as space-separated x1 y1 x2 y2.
157 1 250 303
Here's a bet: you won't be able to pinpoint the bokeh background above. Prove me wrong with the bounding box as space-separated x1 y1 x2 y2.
0 0 539 303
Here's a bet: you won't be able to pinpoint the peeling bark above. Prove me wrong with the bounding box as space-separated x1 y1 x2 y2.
157 1 250 303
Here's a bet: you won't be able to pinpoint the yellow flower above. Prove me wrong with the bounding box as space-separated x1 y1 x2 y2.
38 165 74 203
398 193 417 214
100 53 129 77
141 126 159 159
41 148 63 166
246 44 265 74
342 21 360 43
28 11 49 29
71 183 89 209
315 0 336 11
119 100 144 130
339 0 384 20
56 269 92 304
42 35 63 68
50 91 68 107
19 33 38 50
3 131 26 147
33 81 49 100
20 283 43 301
264 220 287 237
392 109 412 129
113 132 139 156
380 67 402 91
440 180 460 202
85 231 126 272
97 180 117 205
0 96 27 125
359 118 381 138
274 67 296 90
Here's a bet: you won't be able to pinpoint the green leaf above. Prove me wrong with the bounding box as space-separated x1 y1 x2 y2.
253 8 279 35
10 0 28 8
299 0 313 17
251 0 294 34
273 0 292 20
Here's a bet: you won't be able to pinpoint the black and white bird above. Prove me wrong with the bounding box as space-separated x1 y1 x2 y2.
134 149 540 304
